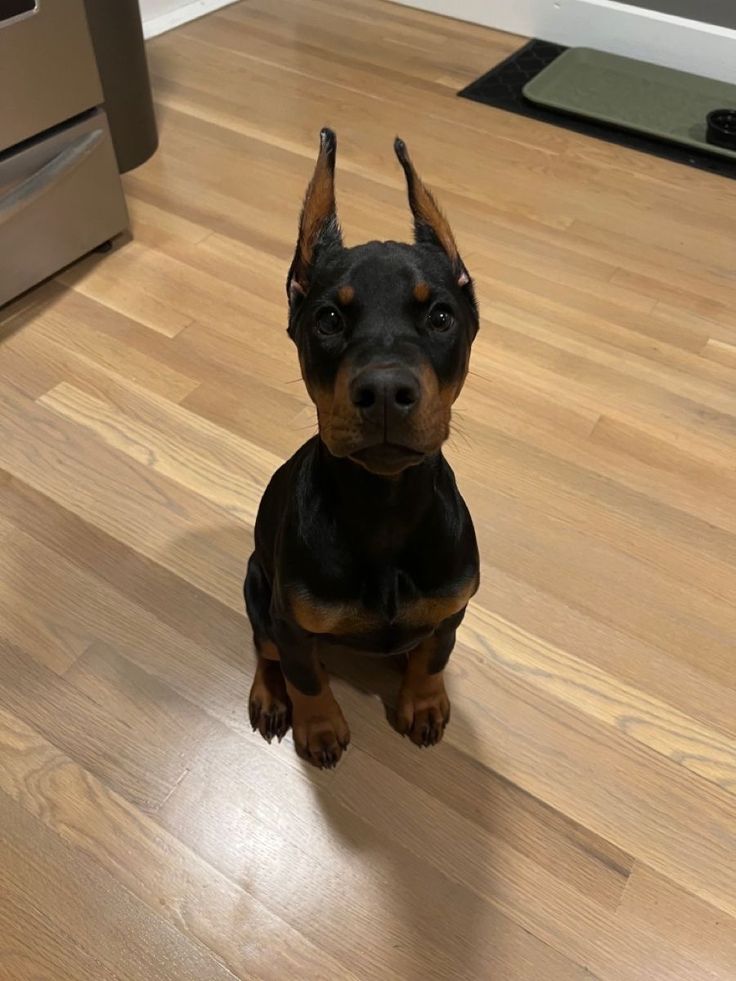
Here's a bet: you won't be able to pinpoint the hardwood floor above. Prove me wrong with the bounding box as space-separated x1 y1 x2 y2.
1 0 736 977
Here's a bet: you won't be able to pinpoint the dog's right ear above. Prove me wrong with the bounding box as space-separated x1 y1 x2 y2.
394 136 470 288
287 128 343 304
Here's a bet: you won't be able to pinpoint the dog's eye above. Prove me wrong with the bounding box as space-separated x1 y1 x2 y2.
428 306 454 332
315 307 343 336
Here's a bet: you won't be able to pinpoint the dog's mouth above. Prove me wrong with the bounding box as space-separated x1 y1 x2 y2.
349 442 426 475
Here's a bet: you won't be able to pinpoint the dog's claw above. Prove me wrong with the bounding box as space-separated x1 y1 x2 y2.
397 687 451 749
249 698 291 745
296 730 349 770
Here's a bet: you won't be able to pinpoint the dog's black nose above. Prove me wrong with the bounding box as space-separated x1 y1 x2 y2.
350 365 420 420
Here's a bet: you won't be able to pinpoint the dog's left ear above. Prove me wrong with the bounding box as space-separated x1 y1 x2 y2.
287 128 343 303
394 137 470 288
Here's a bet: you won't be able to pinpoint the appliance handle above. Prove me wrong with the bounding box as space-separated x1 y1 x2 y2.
0 128 103 223
0 1 39 30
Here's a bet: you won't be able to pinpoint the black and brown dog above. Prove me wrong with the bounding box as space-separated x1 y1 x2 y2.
245 129 479 768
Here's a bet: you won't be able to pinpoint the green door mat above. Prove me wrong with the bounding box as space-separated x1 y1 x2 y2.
523 48 736 161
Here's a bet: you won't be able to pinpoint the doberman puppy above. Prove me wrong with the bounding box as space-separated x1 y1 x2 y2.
245 129 479 768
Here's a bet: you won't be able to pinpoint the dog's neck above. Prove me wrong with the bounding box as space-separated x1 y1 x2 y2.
316 436 440 532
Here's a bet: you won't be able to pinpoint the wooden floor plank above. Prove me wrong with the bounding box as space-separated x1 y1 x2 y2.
0 0 735 976
0 789 240 981
0 641 186 812
618 863 736 979
158 721 704 981
0 707 355 981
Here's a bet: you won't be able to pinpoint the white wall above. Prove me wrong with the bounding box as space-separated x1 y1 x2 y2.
139 0 237 39
139 0 183 19
389 0 736 83
624 0 734 29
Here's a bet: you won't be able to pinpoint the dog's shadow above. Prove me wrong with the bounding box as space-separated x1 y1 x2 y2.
321 644 404 727
306 664 494 981
161 521 495 981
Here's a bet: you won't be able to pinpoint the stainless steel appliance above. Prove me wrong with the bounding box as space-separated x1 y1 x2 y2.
0 0 129 307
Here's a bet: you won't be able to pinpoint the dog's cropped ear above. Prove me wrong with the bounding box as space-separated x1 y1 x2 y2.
287 128 343 303
394 137 470 288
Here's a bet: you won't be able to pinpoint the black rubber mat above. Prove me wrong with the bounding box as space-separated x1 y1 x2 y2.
459 39 736 180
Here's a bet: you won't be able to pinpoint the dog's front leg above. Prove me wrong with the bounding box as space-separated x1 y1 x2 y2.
397 612 464 747
277 631 351 769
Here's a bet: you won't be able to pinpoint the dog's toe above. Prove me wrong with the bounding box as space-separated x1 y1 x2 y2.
411 707 444 748
248 697 261 732
396 685 451 749
249 667 292 745
256 702 291 744
294 713 351 770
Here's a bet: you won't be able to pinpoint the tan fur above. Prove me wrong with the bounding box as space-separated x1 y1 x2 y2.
289 577 477 636
294 142 336 286
413 281 431 303
311 358 457 461
402 160 459 265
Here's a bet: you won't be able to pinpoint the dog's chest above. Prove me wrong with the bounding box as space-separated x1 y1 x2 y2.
288 566 476 641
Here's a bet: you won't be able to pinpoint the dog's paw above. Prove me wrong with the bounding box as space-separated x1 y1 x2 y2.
249 664 292 744
293 706 351 770
396 683 450 748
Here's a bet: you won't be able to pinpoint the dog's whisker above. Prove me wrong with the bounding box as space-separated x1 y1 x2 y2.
449 430 473 450
448 416 474 448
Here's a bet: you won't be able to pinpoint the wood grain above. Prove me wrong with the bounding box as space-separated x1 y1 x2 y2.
0 0 735 977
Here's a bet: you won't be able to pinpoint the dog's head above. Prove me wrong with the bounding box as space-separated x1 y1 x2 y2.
287 129 479 476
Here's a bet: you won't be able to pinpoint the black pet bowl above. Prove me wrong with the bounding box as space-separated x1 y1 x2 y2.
706 109 736 151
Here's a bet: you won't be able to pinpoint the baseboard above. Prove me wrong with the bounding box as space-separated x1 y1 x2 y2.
389 0 736 84
142 0 238 39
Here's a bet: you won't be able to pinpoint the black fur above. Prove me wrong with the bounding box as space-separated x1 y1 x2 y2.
245 130 479 741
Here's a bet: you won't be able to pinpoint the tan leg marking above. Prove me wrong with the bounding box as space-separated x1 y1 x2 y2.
287 660 350 769
396 638 451 747
249 641 291 743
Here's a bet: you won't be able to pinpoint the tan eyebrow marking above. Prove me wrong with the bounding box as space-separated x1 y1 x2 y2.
337 285 355 305
413 282 431 303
